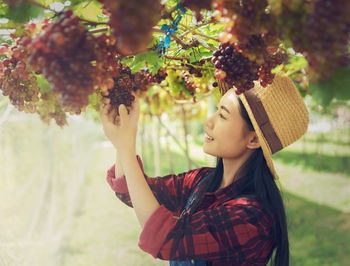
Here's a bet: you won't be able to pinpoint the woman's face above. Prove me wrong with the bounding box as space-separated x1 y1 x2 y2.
203 89 254 159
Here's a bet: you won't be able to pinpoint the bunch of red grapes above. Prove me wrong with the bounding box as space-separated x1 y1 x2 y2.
105 65 167 115
0 43 39 113
212 43 258 94
105 71 136 116
98 0 161 56
37 91 67 127
181 59 206 78
210 0 349 85
94 34 121 92
139 68 168 83
207 0 283 94
258 52 284 87
212 41 284 94
1 0 347 126
0 40 68 126
181 70 197 96
27 10 97 115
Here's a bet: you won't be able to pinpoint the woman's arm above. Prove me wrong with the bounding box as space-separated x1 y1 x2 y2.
101 98 160 228
107 155 210 211
115 150 124 177
120 149 160 228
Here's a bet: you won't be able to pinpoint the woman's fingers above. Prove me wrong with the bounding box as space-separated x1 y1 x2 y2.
101 96 110 108
118 104 128 127
114 115 120 125
100 99 117 125
101 97 135 127
100 100 109 120
132 96 140 112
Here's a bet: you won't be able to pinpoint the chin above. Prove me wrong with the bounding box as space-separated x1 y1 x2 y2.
203 145 216 157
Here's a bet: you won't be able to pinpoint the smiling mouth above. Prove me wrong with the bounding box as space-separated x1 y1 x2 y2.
205 132 214 141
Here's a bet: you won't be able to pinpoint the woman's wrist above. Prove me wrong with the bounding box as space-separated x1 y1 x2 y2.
119 148 136 159
117 139 136 157
115 150 124 177
111 135 137 153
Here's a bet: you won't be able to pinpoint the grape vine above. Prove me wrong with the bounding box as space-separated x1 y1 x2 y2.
0 0 348 126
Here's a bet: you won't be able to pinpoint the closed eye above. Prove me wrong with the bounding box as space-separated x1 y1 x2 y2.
215 106 226 119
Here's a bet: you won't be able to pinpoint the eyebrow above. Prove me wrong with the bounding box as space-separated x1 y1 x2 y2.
220 105 230 114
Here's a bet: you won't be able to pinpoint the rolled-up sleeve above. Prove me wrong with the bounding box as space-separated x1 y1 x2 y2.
106 155 212 212
138 205 178 257
138 198 274 264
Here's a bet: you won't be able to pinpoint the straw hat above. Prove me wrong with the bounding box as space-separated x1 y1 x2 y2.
219 75 309 180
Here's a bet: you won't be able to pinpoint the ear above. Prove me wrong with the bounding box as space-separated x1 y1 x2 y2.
246 132 261 150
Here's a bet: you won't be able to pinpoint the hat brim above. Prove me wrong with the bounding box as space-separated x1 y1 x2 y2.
239 93 279 180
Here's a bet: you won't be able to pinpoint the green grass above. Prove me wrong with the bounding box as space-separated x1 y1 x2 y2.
285 193 350 266
273 150 350 176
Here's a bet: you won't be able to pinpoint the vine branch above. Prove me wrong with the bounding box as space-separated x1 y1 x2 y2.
179 20 212 38
164 55 190 60
153 28 192 50
173 91 212 105
26 0 56 12
80 19 108 26
88 26 109 34
179 23 219 42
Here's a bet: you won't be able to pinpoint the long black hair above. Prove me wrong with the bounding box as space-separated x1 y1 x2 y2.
190 96 289 266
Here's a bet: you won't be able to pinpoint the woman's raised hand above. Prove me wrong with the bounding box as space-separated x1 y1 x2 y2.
100 96 140 154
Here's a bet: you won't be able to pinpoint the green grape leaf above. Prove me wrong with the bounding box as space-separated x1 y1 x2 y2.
189 47 212 63
4 2 43 24
294 81 307 98
189 51 199 63
88 92 99 106
180 80 192 97
0 19 16 29
68 0 91 7
284 56 308 74
332 66 350 100
308 66 350 106
127 51 163 74
308 82 334 106
175 48 190 58
271 64 284 74
72 0 103 21
14 26 25 37
36 74 52 93
87 91 102 112
146 85 158 96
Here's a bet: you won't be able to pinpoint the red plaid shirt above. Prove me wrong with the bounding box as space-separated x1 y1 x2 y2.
106 156 275 265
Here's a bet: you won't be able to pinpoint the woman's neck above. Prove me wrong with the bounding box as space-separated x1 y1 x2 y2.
219 151 252 189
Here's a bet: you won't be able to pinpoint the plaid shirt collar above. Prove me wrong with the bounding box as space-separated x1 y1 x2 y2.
199 171 247 204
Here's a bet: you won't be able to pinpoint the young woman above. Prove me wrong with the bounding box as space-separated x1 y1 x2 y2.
102 74 309 265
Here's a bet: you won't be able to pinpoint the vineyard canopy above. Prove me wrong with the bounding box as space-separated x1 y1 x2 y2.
0 0 349 126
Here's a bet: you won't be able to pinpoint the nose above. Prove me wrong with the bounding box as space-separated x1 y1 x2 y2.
205 113 215 129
